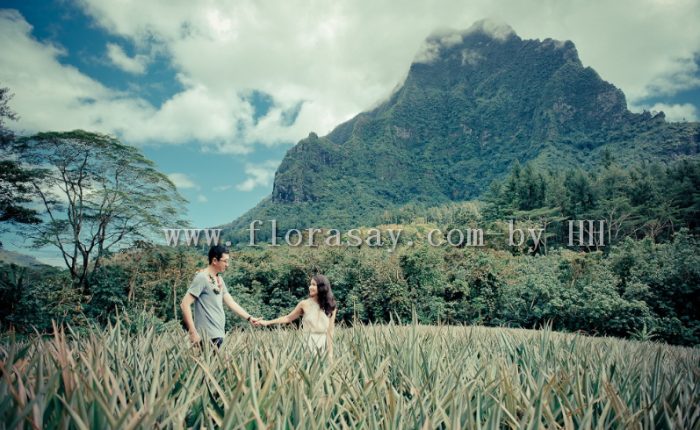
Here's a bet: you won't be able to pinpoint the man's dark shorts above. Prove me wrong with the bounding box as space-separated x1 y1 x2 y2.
197 337 223 349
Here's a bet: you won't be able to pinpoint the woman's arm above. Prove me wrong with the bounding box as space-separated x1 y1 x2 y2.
326 308 337 358
262 301 305 326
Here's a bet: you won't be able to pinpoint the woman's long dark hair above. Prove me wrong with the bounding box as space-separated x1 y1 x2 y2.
313 274 336 317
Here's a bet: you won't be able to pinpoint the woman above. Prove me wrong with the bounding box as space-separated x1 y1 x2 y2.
257 274 337 357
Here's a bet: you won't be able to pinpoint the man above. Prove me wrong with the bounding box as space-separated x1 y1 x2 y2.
180 245 258 348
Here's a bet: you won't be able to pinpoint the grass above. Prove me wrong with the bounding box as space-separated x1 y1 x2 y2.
0 320 698 429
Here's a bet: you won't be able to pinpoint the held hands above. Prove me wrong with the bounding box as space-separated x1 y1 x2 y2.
252 319 270 327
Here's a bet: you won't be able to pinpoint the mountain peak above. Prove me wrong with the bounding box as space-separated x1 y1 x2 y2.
226 21 699 236
379 23 627 146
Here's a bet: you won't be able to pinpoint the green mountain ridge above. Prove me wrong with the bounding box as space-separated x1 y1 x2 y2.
224 21 699 241
0 249 50 269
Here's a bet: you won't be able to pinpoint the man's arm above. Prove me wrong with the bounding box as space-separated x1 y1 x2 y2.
180 293 201 343
223 293 258 323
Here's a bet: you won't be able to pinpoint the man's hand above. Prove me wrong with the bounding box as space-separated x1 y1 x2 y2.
189 330 202 344
249 316 261 326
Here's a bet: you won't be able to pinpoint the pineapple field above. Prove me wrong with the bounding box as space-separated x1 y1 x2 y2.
1 320 698 429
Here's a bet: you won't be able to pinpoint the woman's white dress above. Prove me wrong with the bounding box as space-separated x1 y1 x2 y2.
302 299 330 353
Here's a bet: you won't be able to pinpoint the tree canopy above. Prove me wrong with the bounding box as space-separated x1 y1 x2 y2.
8 130 188 290
0 86 41 237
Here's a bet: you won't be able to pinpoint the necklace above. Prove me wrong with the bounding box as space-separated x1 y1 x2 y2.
207 272 222 294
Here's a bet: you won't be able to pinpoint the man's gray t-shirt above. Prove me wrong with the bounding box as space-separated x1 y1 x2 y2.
187 272 228 339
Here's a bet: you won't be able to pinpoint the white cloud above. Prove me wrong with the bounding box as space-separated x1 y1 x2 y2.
645 57 700 98
197 194 208 203
414 39 442 64
461 49 484 66
167 173 199 190
1 0 699 156
75 0 699 108
106 42 149 74
638 102 698 122
0 10 260 153
235 160 280 192
0 10 121 131
473 19 514 41
415 21 513 64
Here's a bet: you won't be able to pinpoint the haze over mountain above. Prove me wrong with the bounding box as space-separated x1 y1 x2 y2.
224 20 699 241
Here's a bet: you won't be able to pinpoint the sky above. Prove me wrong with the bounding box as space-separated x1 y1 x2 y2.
0 0 699 264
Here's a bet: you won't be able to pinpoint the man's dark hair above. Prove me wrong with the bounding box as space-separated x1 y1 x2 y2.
208 245 229 264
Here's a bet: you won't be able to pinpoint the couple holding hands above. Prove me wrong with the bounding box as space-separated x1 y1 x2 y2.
180 245 337 356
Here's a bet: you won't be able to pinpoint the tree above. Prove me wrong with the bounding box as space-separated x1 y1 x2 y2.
0 86 18 146
0 160 42 225
0 86 41 240
8 130 188 291
563 169 596 217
